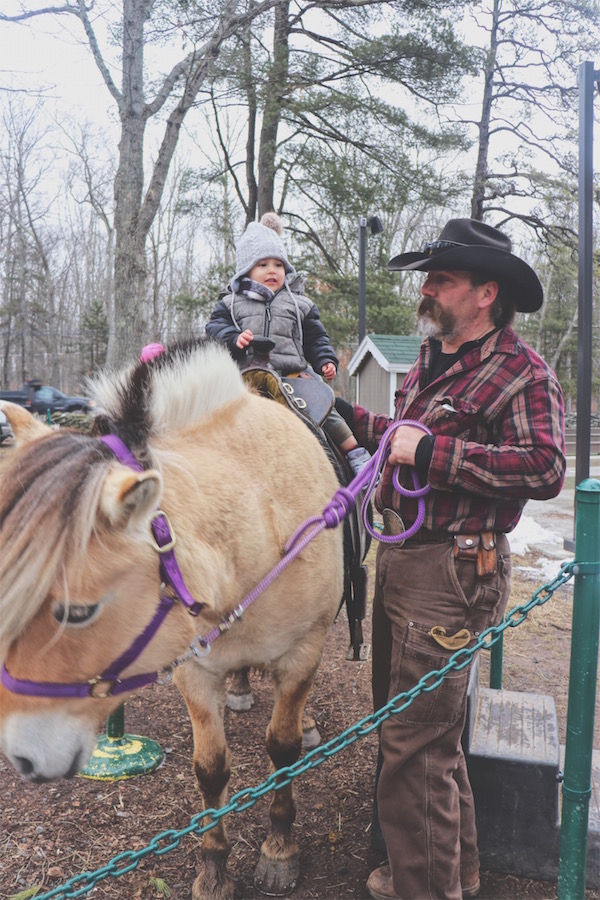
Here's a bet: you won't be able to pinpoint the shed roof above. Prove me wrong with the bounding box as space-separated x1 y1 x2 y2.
349 334 422 375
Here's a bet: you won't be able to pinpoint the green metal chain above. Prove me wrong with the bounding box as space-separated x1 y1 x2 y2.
35 562 575 900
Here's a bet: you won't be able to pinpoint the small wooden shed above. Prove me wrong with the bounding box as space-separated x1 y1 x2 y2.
348 333 422 417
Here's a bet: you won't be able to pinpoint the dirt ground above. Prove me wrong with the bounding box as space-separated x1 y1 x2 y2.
1 536 598 900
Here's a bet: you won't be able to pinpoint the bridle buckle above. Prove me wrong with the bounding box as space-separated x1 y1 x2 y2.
149 510 177 553
88 675 120 698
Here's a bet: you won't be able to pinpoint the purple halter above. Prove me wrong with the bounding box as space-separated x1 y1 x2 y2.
1 435 204 699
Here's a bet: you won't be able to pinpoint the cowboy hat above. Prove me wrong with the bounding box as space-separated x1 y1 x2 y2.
387 218 543 312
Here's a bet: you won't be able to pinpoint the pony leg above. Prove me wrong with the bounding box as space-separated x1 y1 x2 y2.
176 668 234 900
226 667 254 711
226 668 318 745
254 674 315 896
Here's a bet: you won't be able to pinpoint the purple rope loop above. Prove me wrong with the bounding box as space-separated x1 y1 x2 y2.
358 419 432 543
322 486 356 528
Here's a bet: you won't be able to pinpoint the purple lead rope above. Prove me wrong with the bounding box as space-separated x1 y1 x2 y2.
195 420 432 654
285 419 432 553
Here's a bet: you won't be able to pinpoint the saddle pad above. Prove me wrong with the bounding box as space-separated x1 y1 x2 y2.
281 373 334 425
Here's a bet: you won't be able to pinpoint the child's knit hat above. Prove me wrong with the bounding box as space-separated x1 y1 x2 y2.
231 213 295 292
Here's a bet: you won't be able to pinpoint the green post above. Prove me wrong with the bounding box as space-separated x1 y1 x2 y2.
79 704 164 781
558 478 600 898
489 626 504 689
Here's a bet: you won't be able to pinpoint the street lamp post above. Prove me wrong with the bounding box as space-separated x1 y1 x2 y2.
358 215 384 343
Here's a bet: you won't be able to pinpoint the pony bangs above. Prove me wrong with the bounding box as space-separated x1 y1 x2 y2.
0 432 111 652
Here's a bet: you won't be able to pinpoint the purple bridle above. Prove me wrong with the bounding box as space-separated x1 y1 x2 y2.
1 422 431 699
1 435 205 699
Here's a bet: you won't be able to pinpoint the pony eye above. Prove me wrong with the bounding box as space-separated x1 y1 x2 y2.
53 603 99 626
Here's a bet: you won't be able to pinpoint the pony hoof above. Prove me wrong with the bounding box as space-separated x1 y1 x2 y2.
226 690 254 711
192 873 235 899
254 852 299 896
192 856 235 899
302 715 321 750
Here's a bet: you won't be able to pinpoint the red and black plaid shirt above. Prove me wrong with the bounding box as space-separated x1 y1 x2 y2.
352 326 566 535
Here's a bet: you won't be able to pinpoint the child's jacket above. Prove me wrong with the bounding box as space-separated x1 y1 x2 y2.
207 274 338 376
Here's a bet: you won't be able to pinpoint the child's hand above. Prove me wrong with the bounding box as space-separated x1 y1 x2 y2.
321 362 337 381
236 329 254 349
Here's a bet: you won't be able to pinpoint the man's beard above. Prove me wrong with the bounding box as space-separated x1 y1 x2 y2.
417 297 458 341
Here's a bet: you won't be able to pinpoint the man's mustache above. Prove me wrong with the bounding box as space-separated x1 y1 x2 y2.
418 297 435 317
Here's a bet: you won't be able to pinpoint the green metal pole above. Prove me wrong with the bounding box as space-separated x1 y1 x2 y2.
106 704 125 739
489 627 504 689
558 478 600 898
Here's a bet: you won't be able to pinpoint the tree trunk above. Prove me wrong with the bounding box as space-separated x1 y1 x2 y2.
242 7 258 226
111 0 150 363
257 0 290 217
470 0 499 222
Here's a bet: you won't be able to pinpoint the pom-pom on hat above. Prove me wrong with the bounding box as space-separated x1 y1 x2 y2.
231 213 295 292
387 218 543 313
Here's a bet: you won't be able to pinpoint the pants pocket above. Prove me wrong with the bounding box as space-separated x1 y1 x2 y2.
390 620 470 728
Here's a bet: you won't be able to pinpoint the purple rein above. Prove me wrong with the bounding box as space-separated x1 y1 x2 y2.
1 422 431 699
285 419 431 552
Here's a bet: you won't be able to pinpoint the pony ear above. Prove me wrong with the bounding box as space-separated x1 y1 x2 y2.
99 467 163 531
1 401 53 445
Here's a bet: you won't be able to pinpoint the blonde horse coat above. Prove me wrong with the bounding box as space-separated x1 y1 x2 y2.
0 339 344 898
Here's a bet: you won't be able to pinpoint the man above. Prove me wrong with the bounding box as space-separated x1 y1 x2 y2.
341 219 566 900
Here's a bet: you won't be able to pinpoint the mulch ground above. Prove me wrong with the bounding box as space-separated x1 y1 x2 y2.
1 549 598 900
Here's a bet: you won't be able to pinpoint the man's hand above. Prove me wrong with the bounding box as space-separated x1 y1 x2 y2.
321 362 337 381
388 425 426 467
236 329 254 349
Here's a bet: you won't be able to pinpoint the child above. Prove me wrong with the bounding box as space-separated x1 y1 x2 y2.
206 213 371 476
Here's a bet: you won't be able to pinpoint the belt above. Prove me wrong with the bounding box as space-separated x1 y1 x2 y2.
381 509 451 543
381 509 498 577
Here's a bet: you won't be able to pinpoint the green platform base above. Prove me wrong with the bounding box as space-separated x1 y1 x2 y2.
78 733 164 781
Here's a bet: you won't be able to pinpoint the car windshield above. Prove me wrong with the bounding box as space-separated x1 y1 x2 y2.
36 387 65 401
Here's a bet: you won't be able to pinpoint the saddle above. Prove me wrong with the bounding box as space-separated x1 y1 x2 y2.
241 340 335 427
241 339 371 661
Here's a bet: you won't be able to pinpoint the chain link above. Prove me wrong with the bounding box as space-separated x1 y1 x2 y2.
36 562 574 899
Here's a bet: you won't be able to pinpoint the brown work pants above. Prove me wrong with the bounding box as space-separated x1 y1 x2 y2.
372 536 511 899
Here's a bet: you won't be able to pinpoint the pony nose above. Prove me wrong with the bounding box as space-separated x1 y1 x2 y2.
15 754 35 777
13 748 82 781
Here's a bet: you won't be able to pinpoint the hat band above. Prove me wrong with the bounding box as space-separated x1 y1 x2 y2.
421 239 467 257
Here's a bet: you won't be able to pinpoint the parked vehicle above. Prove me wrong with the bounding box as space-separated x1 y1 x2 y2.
0 383 94 416
0 408 13 444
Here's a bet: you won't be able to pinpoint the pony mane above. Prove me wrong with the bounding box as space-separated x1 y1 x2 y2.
89 338 247 455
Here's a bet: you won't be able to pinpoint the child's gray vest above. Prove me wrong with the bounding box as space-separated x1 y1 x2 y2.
224 285 314 374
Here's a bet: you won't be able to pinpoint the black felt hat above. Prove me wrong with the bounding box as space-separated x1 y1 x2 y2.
387 218 543 312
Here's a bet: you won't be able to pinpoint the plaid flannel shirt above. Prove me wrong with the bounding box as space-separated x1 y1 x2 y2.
352 326 566 535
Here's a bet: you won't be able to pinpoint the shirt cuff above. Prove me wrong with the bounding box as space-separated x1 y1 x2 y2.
415 434 435 480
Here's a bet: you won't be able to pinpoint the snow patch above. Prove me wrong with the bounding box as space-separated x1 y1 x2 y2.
508 514 573 587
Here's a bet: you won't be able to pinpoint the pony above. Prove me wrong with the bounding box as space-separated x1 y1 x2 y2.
0 338 344 899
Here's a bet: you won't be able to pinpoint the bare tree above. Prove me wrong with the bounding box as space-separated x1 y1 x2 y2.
3 0 409 365
0 99 62 386
61 121 116 365
2 1 284 363
464 0 599 236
